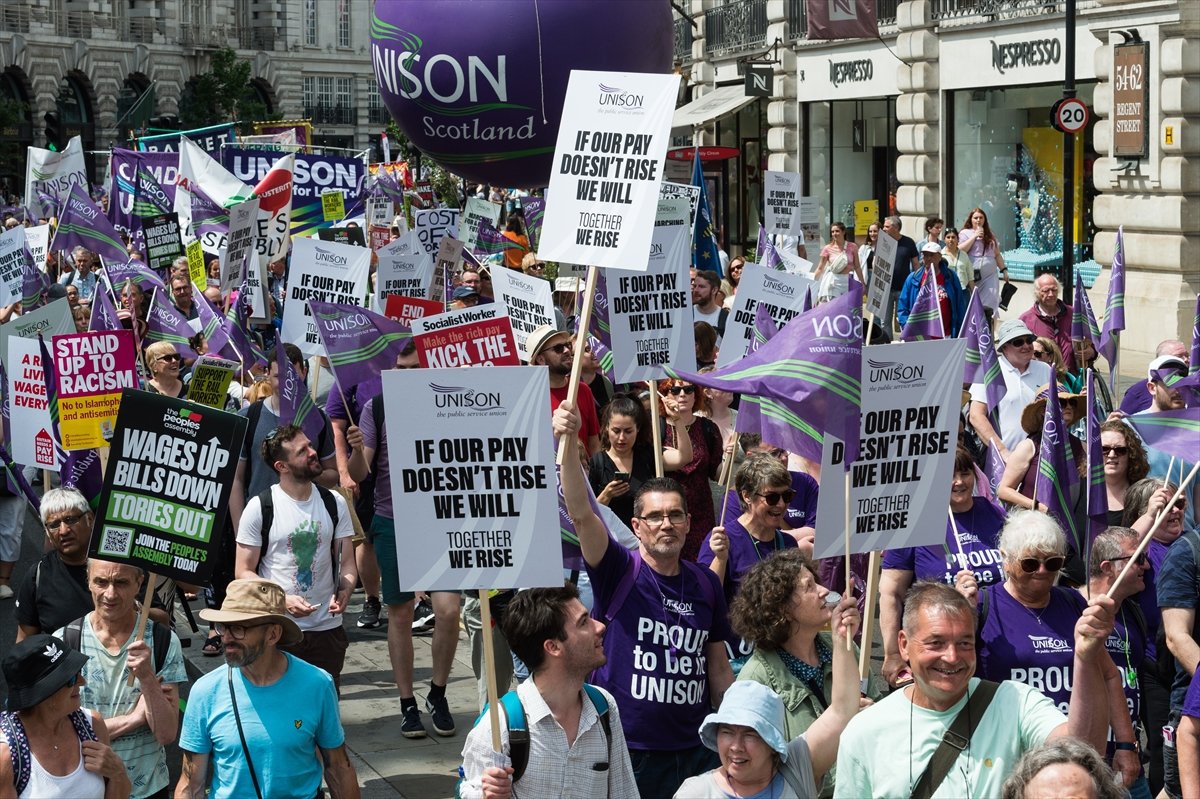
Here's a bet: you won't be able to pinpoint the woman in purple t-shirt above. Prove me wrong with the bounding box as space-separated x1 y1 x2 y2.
879 447 1005 686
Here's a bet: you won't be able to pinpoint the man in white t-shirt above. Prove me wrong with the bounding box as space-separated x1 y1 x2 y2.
691 268 726 341
235 423 358 690
968 319 1052 458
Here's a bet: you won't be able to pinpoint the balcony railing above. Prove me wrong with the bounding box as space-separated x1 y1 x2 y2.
0 5 31 33
704 0 768 58
673 16 695 64
238 27 278 50
787 0 900 39
932 0 1063 20
179 23 230 47
122 17 158 44
305 105 356 125
367 106 390 125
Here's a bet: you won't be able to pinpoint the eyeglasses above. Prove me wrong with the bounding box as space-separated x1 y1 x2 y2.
637 511 688 526
1101 445 1129 456
45 514 84 531
157 353 181 363
665 385 696 396
529 263 546 270
1018 556 1065 574
1109 553 1148 566
215 622 270 640
1008 336 1036 348
756 489 797 506
545 342 572 355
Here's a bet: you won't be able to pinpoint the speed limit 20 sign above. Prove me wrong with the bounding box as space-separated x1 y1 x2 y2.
1051 98 1090 134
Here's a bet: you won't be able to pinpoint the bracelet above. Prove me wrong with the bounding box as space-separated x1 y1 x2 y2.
1113 741 1137 751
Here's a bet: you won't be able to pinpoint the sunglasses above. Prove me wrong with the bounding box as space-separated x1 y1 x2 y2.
1101 445 1129 456
545 342 572 355
1019 556 1065 574
1110 553 1148 566
158 353 181 363
1032 349 1049 358
757 489 797 506
666 385 696 396
529 263 546 270
1008 336 1036 348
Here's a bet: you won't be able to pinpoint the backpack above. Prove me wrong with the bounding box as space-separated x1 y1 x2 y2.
455 685 612 796
253 484 341 572
243 400 330 480
62 615 173 675
2 709 97 794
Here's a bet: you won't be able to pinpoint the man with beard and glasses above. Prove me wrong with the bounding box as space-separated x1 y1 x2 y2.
177 578 360 799
526 325 600 457
234 425 357 690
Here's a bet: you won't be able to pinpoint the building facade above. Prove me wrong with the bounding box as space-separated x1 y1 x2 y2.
676 0 1197 365
0 0 381 189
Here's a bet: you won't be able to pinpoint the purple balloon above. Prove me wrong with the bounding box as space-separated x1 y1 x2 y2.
371 0 672 189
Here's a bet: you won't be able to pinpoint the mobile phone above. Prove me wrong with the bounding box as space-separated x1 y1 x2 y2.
613 472 630 482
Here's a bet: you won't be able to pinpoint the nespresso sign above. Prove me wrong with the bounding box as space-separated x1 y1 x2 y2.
991 38 1061 74
829 58 874 87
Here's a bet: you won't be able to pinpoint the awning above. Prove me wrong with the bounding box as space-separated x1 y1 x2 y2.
672 85 756 129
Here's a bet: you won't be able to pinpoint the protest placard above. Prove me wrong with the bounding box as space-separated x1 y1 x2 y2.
413 208 460 257
52 330 139 450
7 336 58 470
142 213 184 274
25 224 50 272
813 338 967 558
383 366 561 591
368 225 391 252
376 237 434 304
608 198 695 382
717 263 814 367
185 355 239 408
798 197 821 253
538 70 680 270
317 226 367 248
384 295 443 327
219 197 260 293
436 234 464 280
90 389 246 584
460 197 502 253
0 298 75 371
659 181 700 228
0 227 27 307
763 171 803 236
866 230 897 319
490 267 556 360
321 189 346 222
411 305 520 368
367 198 392 228
281 237 371 357
186 239 206 291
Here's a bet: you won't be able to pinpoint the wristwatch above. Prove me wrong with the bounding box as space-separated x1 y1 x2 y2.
1113 741 1137 751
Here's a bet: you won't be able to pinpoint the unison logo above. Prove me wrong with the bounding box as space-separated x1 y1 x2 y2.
598 84 644 108
867 358 925 384
430 383 502 411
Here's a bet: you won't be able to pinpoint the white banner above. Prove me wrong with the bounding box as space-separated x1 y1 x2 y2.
218 197 261 293
281 237 371 357
375 237 435 305
716 263 814 367
8 336 59 471
0 299 75 372
25 225 50 273
173 137 252 239
538 70 680 270
813 338 967 558
866 231 897 319
26 137 87 219
490 268 556 361
383 366 561 591
251 152 294 266
0 228 27 307
609 198 695 382
460 197 502 253
763 171 803 235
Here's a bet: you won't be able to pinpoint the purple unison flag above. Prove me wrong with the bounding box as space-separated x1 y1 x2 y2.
36 189 61 219
1034 384 1080 550
474 221 521 259
983 439 1006 495
1071 271 1102 345
145 288 199 359
190 184 231 239
51 183 129 266
21 252 50 309
1099 226 1126 367
900 268 944 342
1189 293 1200 377
587 334 615 388
801 284 813 314
227 281 268 368
1125 408 1200 462
961 290 1004 414
88 283 122 332
193 290 231 357
523 198 545 253
0 442 41 515
1084 370 1107 544
586 271 613 383
734 305 781 438
669 282 863 464
274 339 324 444
103 261 168 296
755 226 782 270
807 0 879 40
309 300 411 388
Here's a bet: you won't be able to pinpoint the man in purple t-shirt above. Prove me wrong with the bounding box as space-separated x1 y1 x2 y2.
555 400 734 799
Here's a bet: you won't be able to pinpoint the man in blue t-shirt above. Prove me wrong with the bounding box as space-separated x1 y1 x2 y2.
177 578 360 799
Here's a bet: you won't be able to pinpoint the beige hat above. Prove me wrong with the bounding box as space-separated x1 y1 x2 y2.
1020 383 1086 435
199 578 303 646
524 324 571 363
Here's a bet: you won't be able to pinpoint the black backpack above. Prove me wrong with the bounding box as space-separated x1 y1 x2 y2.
253 484 341 572
243 401 330 480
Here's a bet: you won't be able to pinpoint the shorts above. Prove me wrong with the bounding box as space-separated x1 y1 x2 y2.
281 625 349 687
369 515 458 606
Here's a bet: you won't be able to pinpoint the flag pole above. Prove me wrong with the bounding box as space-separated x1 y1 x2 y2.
842 469 853 652
555 266 598 466
478 589 504 753
947 507 968 572
126 575 156 687
858 550 881 684
1108 461 1199 598
649 379 664 478
717 433 739 526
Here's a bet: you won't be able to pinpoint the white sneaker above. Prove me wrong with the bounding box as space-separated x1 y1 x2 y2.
0 584 13 600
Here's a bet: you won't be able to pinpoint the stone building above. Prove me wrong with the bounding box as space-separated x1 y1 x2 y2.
673 0 1197 365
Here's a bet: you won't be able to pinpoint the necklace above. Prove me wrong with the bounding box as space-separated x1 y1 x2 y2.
645 564 686 658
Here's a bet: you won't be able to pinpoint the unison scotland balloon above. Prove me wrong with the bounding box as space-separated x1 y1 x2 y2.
370 0 673 188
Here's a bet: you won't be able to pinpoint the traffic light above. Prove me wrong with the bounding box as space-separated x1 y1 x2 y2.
43 112 63 151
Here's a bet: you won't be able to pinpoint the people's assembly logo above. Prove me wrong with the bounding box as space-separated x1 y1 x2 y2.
163 407 203 436
430 383 503 412
598 84 644 109
867 358 927 386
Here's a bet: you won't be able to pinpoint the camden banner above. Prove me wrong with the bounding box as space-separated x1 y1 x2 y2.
108 149 179 257
608 197 695 382
383 366 561 591
813 338 966 558
90 389 247 583
538 70 680 270
52 330 139 450
222 148 366 238
281 237 372 357
718 263 814 367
